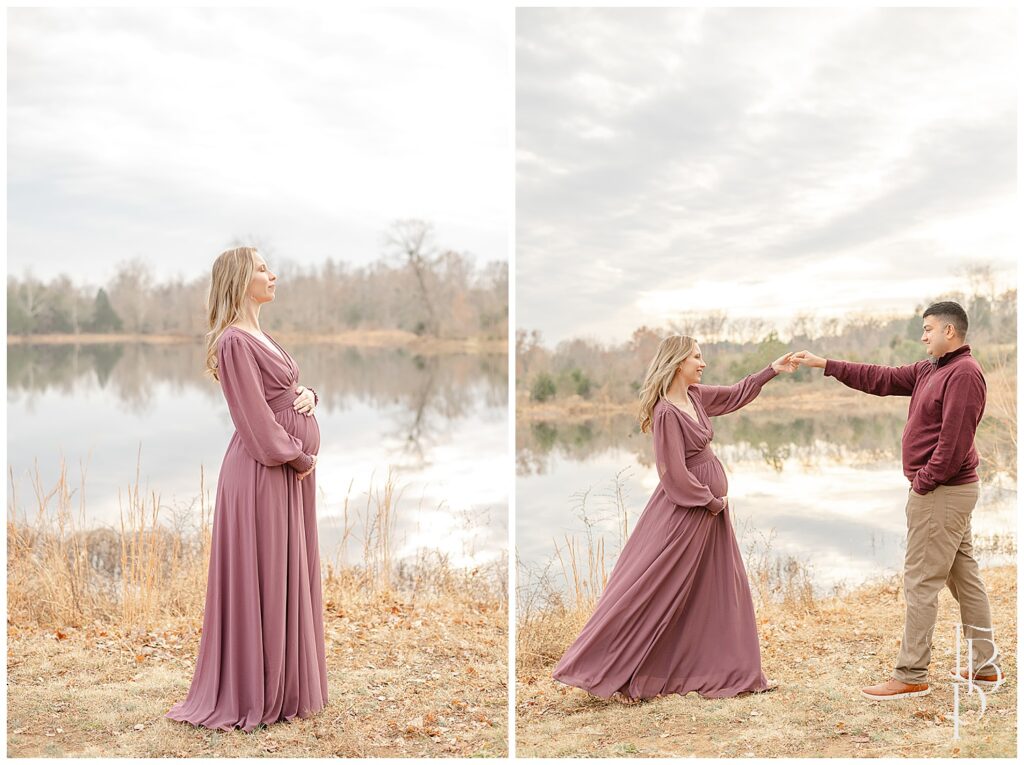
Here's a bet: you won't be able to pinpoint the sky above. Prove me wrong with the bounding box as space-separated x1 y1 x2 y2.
517 7 1017 346
7 7 509 284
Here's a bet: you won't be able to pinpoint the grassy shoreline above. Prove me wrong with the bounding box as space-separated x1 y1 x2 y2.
517 362 1014 423
7 331 507 354
516 564 1016 758
517 383 912 422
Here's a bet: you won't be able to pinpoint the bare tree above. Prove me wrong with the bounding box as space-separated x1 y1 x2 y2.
697 311 729 343
386 219 438 336
959 262 997 304
108 258 154 333
667 313 700 339
788 313 819 342
15 272 44 325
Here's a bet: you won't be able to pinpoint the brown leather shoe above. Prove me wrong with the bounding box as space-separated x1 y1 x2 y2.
948 668 1004 688
861 678 930 701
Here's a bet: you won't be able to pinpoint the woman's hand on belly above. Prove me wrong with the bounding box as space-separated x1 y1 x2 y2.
293 385 316 416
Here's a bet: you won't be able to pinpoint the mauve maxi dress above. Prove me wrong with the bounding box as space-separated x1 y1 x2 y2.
552 366 778 700
166 327 328 731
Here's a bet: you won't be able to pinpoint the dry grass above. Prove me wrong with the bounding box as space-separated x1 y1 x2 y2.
517 479 1015 758
516 559 1016 758
7 461 508 757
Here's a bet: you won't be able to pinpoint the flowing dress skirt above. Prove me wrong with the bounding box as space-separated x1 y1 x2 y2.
552 452 769 699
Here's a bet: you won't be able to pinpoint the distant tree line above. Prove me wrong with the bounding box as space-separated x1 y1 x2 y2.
518 276 1016 404
7 221 508 340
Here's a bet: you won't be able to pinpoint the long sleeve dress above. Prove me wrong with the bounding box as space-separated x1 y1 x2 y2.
166 326 328 731
552 366 778 700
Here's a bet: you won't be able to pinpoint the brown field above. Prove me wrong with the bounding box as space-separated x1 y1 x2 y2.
7 465 508 758
516 564 1016 758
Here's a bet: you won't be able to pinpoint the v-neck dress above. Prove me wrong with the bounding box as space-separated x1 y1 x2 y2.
166 326 328 731
552 366 778 700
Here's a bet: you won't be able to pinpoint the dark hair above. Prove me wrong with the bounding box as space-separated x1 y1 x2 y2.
923 300 968 338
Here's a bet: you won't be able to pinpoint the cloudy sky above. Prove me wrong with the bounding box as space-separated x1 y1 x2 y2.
517 7 1016 346
8 7 508 283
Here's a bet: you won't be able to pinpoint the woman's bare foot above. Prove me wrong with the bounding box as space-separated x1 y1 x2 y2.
610 691 642 706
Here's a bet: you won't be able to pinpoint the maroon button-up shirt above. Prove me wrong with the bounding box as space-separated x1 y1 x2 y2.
824 344 986 494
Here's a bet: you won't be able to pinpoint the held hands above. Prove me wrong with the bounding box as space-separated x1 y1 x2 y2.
296 454 317 481
770 349 827 373
791 350 827 369
771 352 800 373
293 385 316 416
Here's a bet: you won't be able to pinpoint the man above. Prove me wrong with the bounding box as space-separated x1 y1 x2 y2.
794 301 1001 701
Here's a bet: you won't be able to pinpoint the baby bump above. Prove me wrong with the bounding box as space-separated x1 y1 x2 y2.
275 409 321 455
691 455 728 498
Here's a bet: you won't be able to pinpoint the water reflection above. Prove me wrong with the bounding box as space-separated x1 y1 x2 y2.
8 342 508 568
517 413 1016 597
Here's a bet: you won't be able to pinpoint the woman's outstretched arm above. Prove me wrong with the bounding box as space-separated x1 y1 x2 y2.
694 352 797 417
693 368 773 417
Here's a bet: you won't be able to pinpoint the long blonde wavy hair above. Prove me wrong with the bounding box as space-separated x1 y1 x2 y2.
637 335 698 433
204 247 258 381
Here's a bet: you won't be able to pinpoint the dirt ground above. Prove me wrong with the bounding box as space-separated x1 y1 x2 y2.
8 595 507 758
516 565 1016 758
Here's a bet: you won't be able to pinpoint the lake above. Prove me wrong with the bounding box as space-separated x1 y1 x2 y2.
7 341 508 569
516 406 1016 600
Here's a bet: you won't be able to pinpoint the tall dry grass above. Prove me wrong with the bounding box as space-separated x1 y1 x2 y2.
977 346 1016 483
7 457 504 634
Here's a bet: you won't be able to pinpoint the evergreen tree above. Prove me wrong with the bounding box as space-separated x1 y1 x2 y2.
90 288 123 332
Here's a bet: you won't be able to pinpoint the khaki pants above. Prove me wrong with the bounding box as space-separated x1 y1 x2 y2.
894 482 998 684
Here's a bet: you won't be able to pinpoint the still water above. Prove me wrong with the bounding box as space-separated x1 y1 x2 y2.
517 408 1016 597
7 341 508 568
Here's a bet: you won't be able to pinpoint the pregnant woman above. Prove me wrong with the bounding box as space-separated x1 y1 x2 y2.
552 334 796 702
166 246 328 731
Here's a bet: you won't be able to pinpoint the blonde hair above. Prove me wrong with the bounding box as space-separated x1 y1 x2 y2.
637 335 697 433
204 247 258 381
